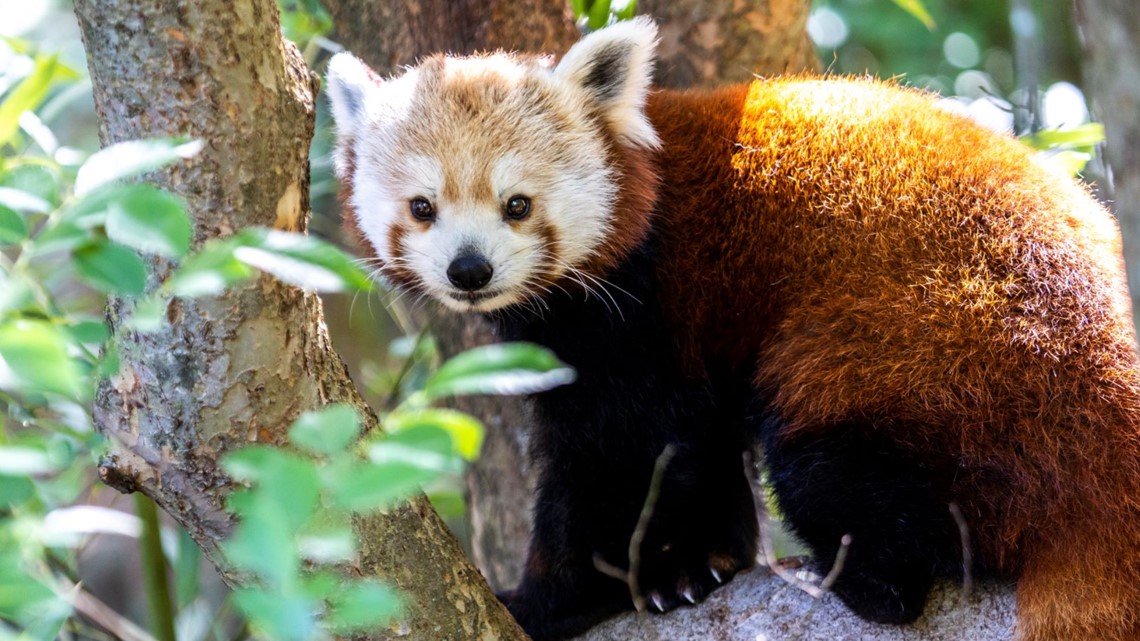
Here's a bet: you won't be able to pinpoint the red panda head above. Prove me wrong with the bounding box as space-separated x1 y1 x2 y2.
326 17 660 312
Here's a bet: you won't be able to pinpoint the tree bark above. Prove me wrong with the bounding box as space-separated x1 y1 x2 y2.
1075 0 1140 338
324 0 580 76
642 0 820 87
75 1 524 639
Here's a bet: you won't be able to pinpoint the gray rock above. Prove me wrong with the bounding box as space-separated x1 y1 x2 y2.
573 570 1016 641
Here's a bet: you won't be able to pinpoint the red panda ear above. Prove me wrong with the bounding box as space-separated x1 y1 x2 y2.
555 16 660 149
326 52 381 141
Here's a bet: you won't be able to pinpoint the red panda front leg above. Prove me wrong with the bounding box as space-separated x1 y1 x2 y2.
492 247 757 640
499 431 757 640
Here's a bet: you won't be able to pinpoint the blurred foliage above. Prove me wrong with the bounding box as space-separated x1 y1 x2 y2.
223 343 571 640
571 0 637 31
810 0 1103 175
813 0 1083 95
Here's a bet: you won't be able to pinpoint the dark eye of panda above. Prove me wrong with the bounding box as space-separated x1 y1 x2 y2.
505 195 531 221
410 197 435 222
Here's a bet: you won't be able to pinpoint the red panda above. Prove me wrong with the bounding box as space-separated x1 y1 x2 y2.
326 16 1140 641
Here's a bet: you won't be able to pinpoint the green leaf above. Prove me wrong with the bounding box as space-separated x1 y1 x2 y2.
0 164 59 209
297 523 355 563
232 228 373 293
569 0 586 19
326 427 460 513
325 580 403 631
1023 123 1106 152
0 319 82 397
288 404 361 456
0 206 26 245
94 185 192 258
586 0 612 30
613 0 637 21
95 343 120 379
366 425 459 470
328 463 435 512
422 343 575 399
163 237 255 297
384 409 484 460
890 0 935 29
0 552 66 625
232 589 317 641
0 475 34 507
221 447 320 530
74 138 203 197
63 319 110 345
125 296 168 333
0 446 59 475
0 272 33 314
222 496 299 587
30 220 87 255
0 187 50 214
0 54 59 147
73 240 148 295
1041 150 1093 176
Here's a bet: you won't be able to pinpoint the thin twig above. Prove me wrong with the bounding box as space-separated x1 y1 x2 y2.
382 319 434 411
949 502 974 596
746 450 850 598
593 444 677 612
818 534 852 592
61 580 160 641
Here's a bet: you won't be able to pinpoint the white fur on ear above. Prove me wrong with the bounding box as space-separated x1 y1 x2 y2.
326 52 379 140
555 16 660 149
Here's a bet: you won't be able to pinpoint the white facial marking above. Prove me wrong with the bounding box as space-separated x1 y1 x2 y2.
329 18 661 311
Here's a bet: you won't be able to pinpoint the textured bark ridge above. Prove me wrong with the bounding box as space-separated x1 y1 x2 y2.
324 0 580 76
75 1 525 639
642 0 820 87
1076 0 1140 338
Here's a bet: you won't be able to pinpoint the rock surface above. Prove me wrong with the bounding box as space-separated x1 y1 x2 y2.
574 571 1015 641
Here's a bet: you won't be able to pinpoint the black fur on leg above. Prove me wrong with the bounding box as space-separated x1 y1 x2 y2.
753 411 962 624
487 240 758 639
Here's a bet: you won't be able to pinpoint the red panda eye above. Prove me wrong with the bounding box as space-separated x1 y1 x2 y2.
410 197 435 222
505 195 531 220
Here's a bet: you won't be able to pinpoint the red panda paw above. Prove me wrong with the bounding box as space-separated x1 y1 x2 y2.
638 547 756 613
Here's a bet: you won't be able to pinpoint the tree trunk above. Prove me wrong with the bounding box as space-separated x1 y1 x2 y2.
75 1 525 639
324 0 581 76
1075 0 1140 338
642 0 819 87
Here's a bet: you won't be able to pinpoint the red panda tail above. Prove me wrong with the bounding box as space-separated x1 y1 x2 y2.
1016 399 1140 641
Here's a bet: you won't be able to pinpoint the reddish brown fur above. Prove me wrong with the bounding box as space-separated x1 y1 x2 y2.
610 77 1140 641
575 123 660 278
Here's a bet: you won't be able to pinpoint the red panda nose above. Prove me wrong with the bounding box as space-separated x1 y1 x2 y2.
447 254 494 291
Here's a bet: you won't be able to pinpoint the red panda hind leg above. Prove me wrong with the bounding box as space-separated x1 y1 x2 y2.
755 411 964 623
